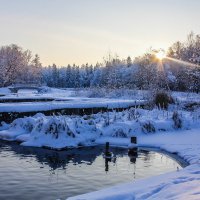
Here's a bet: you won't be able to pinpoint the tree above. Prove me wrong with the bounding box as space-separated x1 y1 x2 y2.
30 54 42 83
126 56 132 67
0 44 42 86
52 64 59 87
167 41 184 59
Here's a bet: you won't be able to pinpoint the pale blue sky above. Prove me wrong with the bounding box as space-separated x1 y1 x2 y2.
0 0 200 65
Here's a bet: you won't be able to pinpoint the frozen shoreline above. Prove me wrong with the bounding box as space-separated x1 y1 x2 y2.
68 129 200 200
0 109 199 199
0 87 200 199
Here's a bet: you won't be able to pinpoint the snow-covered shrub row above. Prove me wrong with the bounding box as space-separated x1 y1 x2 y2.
38 86 52 94
0 113 101 149
0 108 199 149
73 88 148 99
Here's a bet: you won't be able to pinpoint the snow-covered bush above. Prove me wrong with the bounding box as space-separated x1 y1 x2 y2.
142 121 156 133
43 118 75 139
39 86 51 94
86 88 107 98
111 128 127 138
0 106 199 148
172 111 182 129
127 108 140 121
11 117 35 132
0 121 10 131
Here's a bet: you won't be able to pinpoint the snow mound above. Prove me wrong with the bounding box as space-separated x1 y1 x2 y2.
0 108 199 149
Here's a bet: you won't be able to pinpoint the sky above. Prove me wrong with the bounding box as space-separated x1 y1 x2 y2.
0 0 200 66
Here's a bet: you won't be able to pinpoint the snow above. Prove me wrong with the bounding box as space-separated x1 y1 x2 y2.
68 129 200 200
0 87 11 95
0 99 146 112
68 164 200 200
1 108 199 149
73 88 148 99
0 87 200 199
0 88 147 112
0 87 199 113
172 91 200 104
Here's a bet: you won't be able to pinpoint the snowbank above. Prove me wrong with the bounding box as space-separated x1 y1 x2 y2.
0 87 11 95
73 88 148 99
0 99 146 112
0 106 200 199
0 108 199 149
69 129 200 200
172 91 200 104
1 87 200 199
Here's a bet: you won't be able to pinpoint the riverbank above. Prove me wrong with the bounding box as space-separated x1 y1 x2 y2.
0 87 200 199
0 109 200 199
0 108 199 149
0 140 183 200
69 128 200 199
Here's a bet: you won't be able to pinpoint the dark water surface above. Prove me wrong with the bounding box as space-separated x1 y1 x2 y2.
0 141 182 200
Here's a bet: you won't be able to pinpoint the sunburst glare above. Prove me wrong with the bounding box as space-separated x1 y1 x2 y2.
155 50 166 61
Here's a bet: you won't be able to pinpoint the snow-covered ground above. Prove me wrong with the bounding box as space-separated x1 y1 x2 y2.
0 99 146 112
68 129 200 200
0 87 11 95
69 129 200 200
0 87 200 113
172 91 200 104
0 87 146 112
0 108 199 148
0 108 200 199
1 87 199 104
0 87 146 100
0 87 200 199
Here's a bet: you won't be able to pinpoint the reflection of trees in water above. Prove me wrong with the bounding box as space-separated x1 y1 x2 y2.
1 140 170 175
0 141 129 171
139 149 152 162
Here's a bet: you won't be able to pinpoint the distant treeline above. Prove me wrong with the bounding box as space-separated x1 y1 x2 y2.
0 32 200 92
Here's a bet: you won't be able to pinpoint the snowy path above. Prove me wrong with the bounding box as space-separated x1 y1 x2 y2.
0 99 146 112
0 87 148 112
69 129 200 200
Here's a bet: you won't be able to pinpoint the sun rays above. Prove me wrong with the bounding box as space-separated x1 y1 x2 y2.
155 50 166 61
165 57 199 68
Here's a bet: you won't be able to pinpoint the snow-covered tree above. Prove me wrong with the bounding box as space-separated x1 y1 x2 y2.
0 44 42 86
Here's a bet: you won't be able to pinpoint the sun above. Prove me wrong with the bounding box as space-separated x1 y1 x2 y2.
155 50 166 60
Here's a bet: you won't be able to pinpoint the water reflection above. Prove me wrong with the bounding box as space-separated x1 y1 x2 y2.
0 140 184 200
128 147 138 163
0 141 134 171
0 140 183 172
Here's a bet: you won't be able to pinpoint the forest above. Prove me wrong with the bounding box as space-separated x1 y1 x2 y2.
0 32 200 92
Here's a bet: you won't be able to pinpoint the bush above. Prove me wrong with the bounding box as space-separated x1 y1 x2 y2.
112 128 127 138
154 91 174 109
172 111 182 129
142 121 155 133
127 108 140 120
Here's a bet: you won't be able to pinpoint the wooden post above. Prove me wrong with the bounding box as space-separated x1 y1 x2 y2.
105 142 112 157
105 142 109 153
131 136 137 144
